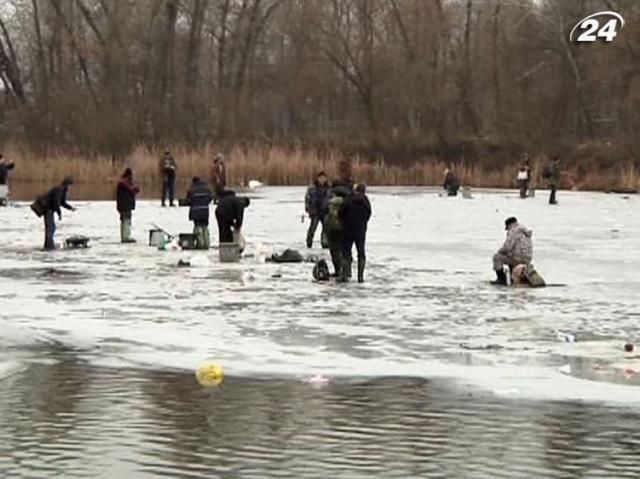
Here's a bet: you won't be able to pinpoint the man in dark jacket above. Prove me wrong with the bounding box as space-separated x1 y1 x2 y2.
186 177 213 249
305 171 329 248
339 184 372 283
0 154 15 185
116 168 140 243
443 168 460 196
159 150 177 207
543 156 561 205
33 177 75 250
215 194 250 244
0 154 14 206
325 177 354 277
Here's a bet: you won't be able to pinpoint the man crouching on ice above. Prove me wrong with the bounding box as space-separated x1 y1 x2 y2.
492 216 532 285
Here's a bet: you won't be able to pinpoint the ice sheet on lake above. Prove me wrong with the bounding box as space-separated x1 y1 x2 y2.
0 188 639 403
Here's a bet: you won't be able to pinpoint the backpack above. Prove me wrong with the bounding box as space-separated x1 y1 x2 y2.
312 259 330 282
324 196 344 233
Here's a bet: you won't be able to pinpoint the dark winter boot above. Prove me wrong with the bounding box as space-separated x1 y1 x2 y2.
357 259 366 283
491 269 508 286
337 259 351 283
345 259 352 279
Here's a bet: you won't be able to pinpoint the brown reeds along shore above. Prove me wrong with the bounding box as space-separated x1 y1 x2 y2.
5 143 639 200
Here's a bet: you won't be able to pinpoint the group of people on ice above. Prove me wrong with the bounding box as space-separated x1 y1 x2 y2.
1 147 556 287
443 154 562 205
305 161 372 283
30 152 250 254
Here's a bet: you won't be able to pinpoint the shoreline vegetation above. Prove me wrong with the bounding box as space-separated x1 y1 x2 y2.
5 144 639 196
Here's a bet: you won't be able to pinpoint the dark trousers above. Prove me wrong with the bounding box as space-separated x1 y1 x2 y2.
518 180 529 199
327 230 343 275
44 211 56 250
342 232 366 262
216 211 234 243
549 184 557 204
307 215 327 248
162 176 176 205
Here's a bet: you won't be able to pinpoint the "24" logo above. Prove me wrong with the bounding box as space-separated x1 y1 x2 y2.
569 11 625 43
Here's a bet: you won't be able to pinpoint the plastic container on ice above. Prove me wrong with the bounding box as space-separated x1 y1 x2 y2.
149 229 167 247
219 243 241 263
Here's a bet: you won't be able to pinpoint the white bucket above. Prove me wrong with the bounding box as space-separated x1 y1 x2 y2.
0 185 8 199
219 243 241 263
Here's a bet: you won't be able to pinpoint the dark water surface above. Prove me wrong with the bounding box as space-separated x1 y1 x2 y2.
0 359 639 479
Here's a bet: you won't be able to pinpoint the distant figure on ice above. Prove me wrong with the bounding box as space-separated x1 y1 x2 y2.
116 168 140 243
31 177 76 250
215 194 250 244
0 154 15 206
210 154 227 200
543 155 561 205
305 171 330 248
443 168 460 197
339 184 372 283
159 150 177 207
492 217 534 285
517 154 531 199
325 159 354 277
186 177 213 250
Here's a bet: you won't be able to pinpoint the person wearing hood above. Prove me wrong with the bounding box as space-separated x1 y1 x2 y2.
324 162 354 277
32 177 76 250
159 150 177 207
339 183 372 283
186 177 213 249
116 168 140 243
443 168 460 196
492 217 533 285
305 171 330 248
215 194 250 244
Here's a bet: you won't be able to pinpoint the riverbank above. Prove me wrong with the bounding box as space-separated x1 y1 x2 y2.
3 144 639 192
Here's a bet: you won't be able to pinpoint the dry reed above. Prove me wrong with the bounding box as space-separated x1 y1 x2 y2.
4 143 639 192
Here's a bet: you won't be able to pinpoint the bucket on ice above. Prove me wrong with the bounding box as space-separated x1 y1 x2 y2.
149 229 167 247
219 243 241 263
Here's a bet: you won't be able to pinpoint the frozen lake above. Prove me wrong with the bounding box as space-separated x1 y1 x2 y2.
1 187 639 477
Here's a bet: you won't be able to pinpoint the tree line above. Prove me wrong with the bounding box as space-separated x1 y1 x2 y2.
0 0 638 167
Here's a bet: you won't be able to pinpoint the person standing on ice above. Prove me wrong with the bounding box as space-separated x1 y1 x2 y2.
0 154 15 206
305 171 330 248
215 194 250 244
339 183 372 283
543 155 561 205
31 177 76 250
517 154 531 199
210 154 227 201
0 154 15 186
116 168 140 243
492 217 533 285
443 168 460 196
325 159 354 277
186 177 213 249
159 150 177 207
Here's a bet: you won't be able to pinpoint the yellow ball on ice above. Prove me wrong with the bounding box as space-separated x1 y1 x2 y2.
196 362 224 387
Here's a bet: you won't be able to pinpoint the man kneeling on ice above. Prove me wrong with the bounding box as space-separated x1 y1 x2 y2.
492 217 533 285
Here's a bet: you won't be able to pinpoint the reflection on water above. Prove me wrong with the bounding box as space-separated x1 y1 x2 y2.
0 360 639 478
